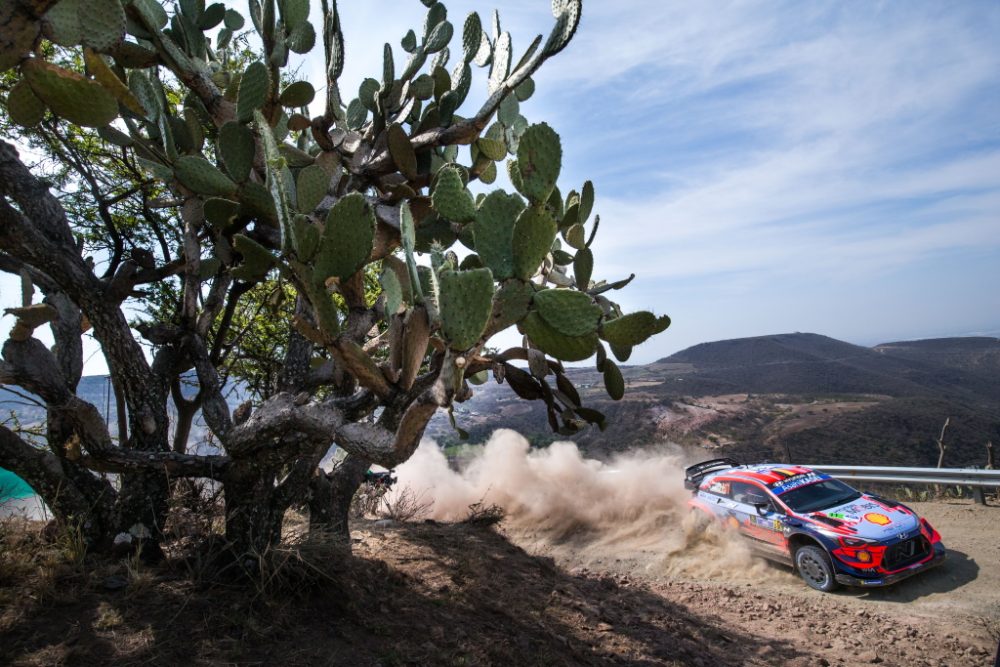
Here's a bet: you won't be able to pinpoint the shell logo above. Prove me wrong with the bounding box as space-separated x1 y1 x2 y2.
864 512 891 526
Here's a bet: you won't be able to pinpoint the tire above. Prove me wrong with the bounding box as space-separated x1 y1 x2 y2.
794 544 839 592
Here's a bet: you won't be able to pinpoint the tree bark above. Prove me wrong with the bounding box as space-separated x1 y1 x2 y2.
0 425 116 547
220 462 286 565
308 454 369 539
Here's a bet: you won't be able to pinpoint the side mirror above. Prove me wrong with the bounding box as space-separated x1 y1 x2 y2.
746 493 769 515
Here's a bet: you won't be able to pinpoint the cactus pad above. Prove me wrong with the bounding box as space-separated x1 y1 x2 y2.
279 0 309 28
232 233 276 281
573 246 593 290
292 214 319 260
519 311 597 362
238 181 278 224
602 358 624 400
175 156 239 197
438 267 494 350
23 59 118 128
380 265 404 315
472 190 524 280
279 80 315 107
81 0 126 52
432 165 476 222
490 278 533 331
218 121 255 182
296 165 329 213
387 123 418 181
127 71 161 119
600 311 671 347
462 12 482 63
579 180 595 223
532 288 601 337
544 0 581 57
609 341 632 363
237 61 270 122
42 0 82 47
516 123 561 205
203 197 240 227
83 49 145 117
6 80 45 127
315 192 375 282
511 205 557 281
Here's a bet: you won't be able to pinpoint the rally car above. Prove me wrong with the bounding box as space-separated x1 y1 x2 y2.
684 459 946 591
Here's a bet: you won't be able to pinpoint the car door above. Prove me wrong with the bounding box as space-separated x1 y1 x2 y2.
726 481 789 557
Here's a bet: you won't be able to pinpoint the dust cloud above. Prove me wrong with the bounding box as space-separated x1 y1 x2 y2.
391 429 783 582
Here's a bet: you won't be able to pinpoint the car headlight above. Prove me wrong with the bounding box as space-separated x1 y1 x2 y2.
841 536 876 547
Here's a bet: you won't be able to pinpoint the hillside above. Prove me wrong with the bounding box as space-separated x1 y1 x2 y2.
3 333 998 473
874 336 1000 375
428 333 1000 468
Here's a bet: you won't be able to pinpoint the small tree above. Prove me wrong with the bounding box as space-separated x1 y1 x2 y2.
0 0 669 563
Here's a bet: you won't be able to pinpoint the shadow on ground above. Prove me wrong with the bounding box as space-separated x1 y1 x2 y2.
0 519 816 666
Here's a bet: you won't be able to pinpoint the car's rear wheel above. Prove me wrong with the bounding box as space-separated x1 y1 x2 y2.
794 545 839 592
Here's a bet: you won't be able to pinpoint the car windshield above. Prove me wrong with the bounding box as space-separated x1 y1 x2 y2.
778 479 861 513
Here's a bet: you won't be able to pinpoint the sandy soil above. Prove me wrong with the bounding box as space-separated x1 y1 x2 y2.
508 499 1000 667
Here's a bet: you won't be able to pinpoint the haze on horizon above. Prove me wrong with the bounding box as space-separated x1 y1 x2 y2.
1 0 998 374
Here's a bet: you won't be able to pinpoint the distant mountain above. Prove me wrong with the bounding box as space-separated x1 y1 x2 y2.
3 334 998 473
874 337 1000 375
652 333 1000 404
428 333 1000 469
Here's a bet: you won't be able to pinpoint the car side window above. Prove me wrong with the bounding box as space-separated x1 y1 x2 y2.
703 479 731 498
727 481 759 505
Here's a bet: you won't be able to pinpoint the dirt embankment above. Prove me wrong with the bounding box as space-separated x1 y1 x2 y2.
2 429 998 666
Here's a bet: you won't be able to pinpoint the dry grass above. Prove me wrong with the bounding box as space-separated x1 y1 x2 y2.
462 500 506 526
377 486 433 522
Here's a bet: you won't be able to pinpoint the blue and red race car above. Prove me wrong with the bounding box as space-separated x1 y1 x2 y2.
685 459 946 591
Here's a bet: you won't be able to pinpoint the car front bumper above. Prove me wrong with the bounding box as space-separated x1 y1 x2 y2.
834 545 946 588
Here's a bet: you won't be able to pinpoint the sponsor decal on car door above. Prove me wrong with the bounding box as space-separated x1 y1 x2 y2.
727 481 788 555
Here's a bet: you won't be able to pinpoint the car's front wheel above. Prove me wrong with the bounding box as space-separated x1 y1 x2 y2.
794 545 839 592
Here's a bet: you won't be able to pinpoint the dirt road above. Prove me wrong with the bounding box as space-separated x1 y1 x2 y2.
508 499 1000 666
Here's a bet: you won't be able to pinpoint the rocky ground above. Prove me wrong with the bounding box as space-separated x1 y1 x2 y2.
0 500 996 666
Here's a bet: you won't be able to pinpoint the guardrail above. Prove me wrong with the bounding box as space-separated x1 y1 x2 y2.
804 465 1000 504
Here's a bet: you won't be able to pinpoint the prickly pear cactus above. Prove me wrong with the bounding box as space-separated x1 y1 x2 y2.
438 268 494 350
0 0 669 437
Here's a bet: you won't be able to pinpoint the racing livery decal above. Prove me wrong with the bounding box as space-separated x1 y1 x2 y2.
683 459 946 592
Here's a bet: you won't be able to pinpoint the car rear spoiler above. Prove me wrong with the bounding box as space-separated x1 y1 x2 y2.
684 458 741 490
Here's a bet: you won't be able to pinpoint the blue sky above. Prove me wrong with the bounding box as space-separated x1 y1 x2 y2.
2 0 999 372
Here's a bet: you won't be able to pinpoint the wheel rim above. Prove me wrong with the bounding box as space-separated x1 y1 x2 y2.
798 552 829 587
